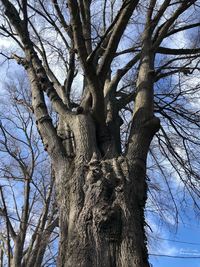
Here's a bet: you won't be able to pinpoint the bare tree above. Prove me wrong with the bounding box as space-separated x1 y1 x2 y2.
0 0 200 266
0 75 58 267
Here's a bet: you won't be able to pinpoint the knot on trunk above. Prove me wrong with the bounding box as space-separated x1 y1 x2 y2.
143 116 160 134
132 108 160 136
79 156 129 239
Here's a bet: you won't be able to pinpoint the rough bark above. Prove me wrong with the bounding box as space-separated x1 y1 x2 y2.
54 110 159 267
57 156 150 267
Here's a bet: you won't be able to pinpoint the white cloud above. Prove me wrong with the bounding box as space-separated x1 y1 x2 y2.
0 39 14 49
147 216 179 257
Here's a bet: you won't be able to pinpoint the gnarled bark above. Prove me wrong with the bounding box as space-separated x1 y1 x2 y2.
55 112 159 267
57 155 149 267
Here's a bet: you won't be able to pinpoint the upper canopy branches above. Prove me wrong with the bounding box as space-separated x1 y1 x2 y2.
0 1 199 103
0 0 199 155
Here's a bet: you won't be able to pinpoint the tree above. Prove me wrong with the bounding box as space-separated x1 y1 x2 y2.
0 75 58 267
0 0 200 266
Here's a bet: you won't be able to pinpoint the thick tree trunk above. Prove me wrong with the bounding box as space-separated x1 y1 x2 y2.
56 156 149 267
54 114 156 267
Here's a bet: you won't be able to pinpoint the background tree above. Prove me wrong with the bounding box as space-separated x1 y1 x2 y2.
0 0 200 266
0 74 58 267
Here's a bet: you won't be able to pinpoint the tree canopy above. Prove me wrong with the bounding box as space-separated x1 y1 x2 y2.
0 1 200 266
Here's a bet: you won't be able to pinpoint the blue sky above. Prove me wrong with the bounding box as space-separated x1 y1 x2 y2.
149 219 200 267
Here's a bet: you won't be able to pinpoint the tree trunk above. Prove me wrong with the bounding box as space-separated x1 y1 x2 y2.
56 158 149 267
55 114 155 267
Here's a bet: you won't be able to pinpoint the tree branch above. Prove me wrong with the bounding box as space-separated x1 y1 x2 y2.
67 0 88 67
78 0 92 53
157 46 200 55
0 186 14 267
153 0 197 49
166 22 200 37
51 0 72 39
97 0 139 81
151 0 171 29
105 53 140 97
